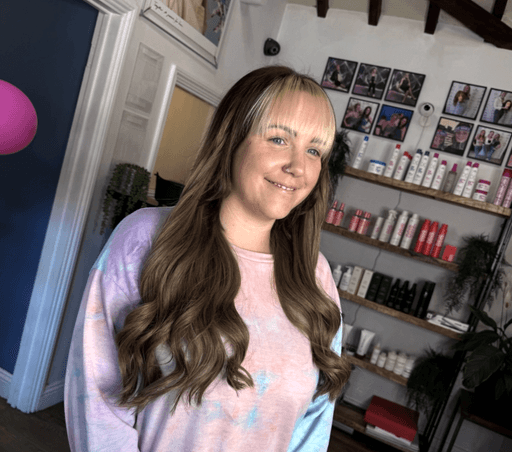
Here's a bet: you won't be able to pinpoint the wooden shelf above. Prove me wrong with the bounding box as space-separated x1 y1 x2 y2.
345 354 408 386
322 223 458 272
339 290 462 340
333 402 420 452
343 166 511 218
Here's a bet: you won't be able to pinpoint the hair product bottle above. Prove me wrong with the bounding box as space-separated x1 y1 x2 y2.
453 161 472 196
405 149 422 183
422 221 439 256
326 200 338 224
431 160 447 190
384 144 402 178
414 219 431 253
339 266 353 291
400 213 420 250
348 209 363 232
442 163 458 193
393 352 408 375
351 136 370 169
462 163 479 198
333 202 345 226
393 280 409 310
401 282 417 314
332 264 343 287
378 210 398 242
370 343 382 365
390 211 409 246
386 278 401 307
413 150 430 185
393 152 412 181
370 216 384 239
431 224 448 258
356 211 372 235
493 169 512 206
421 152 439 188
415 282 436 319
384 351 398 371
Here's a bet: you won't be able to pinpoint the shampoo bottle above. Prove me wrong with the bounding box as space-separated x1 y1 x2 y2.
339 266 353 291
378 210 398 243
351 136 369 169
462 163 480 198
390 210 409 246
326 200 339 224
393 152 412 181
384 144 402 178
333 202 345 226
386 278 401 307
402 283 417 314
413 150 430 185
431 160 447 190
405 150 423 183
400 213 420 250
453 161 472 196
442 163 458 193
394 280 409 311
332 264 343 287
421 152 439 188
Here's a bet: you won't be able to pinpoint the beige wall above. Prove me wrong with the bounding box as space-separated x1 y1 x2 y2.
151 86 214 189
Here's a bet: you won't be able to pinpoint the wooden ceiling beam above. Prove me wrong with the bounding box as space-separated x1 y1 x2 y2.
317 0 329 18
485 0 508 42
424 2 441 34
428 0 512 50
368 0 382 26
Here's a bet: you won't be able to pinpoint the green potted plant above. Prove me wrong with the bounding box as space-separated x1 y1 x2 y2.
100 163 151 234
328 130 351 204
443 234 506 314
452 305 512 403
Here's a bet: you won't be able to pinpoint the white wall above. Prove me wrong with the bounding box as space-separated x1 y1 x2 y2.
276 5 512 452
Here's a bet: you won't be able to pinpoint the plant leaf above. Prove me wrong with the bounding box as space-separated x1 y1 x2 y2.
469 305 498 330
462 345 505 388
504 317 512 332
503 373 512 396
452 330 500 352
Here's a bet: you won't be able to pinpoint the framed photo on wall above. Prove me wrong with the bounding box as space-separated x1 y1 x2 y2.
480 88 512 129
430 117 473 156
321 57 358 93
351 63 391 100
384 69 425 107
373 104 414 142
467 125 511 166
442 81 486 121
341 97 380 134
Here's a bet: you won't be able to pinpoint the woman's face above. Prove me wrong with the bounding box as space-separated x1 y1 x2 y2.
400 117 408 127
433 131 445 148
224 92 332 225
355 104 361 112
463 85 470 93
455 128 470 143
364 107 371 116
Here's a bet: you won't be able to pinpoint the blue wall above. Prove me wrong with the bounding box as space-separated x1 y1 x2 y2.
0 0 98 373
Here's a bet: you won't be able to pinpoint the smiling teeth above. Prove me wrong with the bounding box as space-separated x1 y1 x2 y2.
273 182 295 191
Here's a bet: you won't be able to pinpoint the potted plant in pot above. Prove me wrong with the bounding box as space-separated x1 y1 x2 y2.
327 130 351 204
100 163 151 234
452 305 512 405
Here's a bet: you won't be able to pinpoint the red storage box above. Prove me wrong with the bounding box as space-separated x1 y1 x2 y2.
364 395 419 442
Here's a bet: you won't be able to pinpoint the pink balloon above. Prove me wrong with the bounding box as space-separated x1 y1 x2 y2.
0 80 38 155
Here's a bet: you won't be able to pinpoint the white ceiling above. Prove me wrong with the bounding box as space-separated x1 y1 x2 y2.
287 0 512 27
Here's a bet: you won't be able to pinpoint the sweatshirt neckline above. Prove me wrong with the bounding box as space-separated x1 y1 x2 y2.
230 243 274 263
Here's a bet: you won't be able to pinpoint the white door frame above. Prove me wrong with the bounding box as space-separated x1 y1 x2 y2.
7 0 140 413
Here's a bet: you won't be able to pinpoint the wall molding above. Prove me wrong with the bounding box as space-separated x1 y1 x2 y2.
37 379 65 412
0 367 12 401
7 0 139 413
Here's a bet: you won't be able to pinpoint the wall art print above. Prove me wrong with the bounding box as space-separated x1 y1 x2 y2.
430 117 473 157
384 69 425 107
351 63 391 100
320 57 358 93
442 81 486 121
373 104 414 142
341 97 380 134
467 125 511 166
480 88 512 129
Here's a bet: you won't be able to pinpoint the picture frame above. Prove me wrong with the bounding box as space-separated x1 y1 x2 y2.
373 104 414 142
480 88 512 129
430 117 473 156
442 81 486 121
384 69 425 107
341 97 380 134
320 57 358 93
351 63 392 100
467 125 511 166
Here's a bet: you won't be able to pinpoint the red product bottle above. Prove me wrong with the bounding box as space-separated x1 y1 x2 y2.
333 203 345 227
349 209 363 232
431 224 448 258
356 211 372 235
413 219 431 253
326 200 338 224
422 221 439 256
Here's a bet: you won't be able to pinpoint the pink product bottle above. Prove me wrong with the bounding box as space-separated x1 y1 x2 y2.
356 212 372 235
503 186 512 209
493 169 512 206
348 209 363 232
333 203 345 226
431 224 448 258
422 221 439 256
414 219 431 253
326 200 339 224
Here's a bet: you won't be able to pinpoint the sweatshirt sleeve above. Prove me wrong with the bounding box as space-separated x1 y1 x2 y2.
286 253 343 452
64 207 171 452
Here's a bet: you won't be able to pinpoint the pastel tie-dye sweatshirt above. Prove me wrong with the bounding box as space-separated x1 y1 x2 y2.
64 207 343 452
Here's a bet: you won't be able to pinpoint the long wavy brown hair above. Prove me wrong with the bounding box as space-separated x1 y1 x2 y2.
115 66 351 414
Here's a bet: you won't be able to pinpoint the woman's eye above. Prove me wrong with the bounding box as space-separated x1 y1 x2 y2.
308 148 321 157
271 137 285 145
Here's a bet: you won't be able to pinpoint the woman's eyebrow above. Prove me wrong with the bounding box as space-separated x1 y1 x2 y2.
269 124 328 146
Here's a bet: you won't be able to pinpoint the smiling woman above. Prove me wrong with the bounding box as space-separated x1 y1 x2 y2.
65 65 350 452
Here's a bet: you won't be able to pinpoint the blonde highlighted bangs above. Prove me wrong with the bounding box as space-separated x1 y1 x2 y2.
246 77 336 160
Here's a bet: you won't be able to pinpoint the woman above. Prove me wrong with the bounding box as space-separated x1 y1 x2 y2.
366 67 378 97
487 133 502 161
64 66 351 452
356 106 373 133
397 73 416 103
392 116 408 141
473 129 486 156
343 102 361 128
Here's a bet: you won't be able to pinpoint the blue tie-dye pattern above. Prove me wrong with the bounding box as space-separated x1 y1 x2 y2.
245 406 258 429
254 371 273 396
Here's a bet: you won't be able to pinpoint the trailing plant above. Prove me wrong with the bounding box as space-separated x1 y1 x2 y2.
453 305 512 400
406 348 457 418
328 130 351 204
100 163 151 235
443 234 505 313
